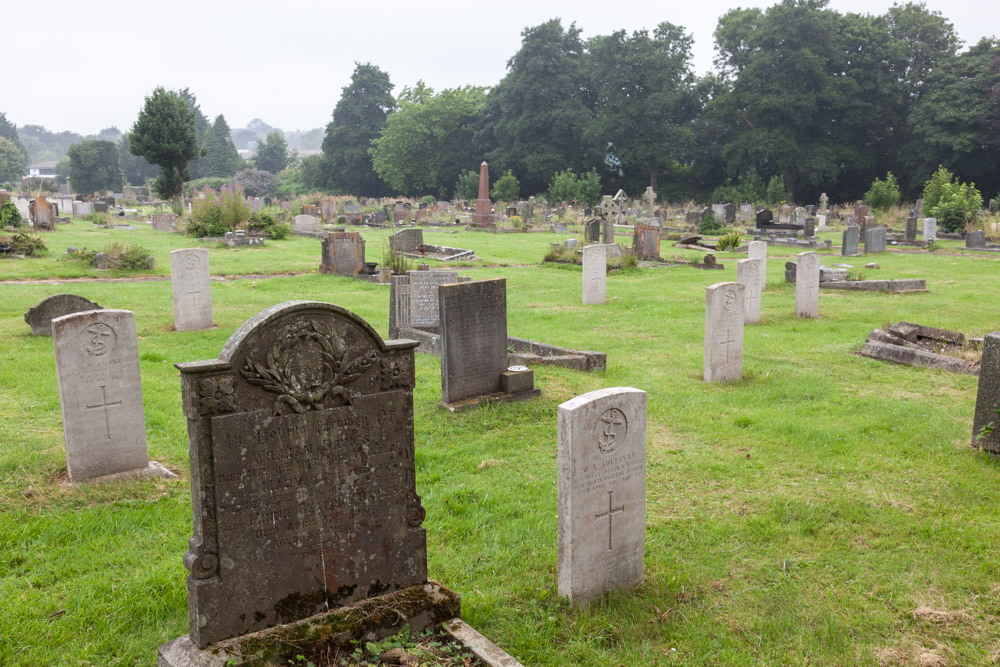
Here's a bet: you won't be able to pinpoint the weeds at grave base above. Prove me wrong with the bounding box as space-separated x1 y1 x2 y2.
258 625 480 666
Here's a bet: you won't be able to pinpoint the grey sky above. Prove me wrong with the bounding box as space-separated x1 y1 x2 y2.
9 0 996 136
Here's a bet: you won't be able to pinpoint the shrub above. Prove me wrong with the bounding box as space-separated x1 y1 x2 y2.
765 175 787 206
247 212 291 240
611 252 639 270
710 184 741 206
922 165 954 213
6 232 47 256
546 169 601 207
85 212 106 225
188 185 252 237
419 195 436 205
930 181 983 233
65 243 154 269
272 168 306 200
716 231 742 251
381 241 413 275
234 168 274 198
864 172 901 212
491 170 520 203
0 199 23 227
699 211 723 235
453 170 479 201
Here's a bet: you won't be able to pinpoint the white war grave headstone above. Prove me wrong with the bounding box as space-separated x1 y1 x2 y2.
52 309 175 482
747 240 767 291
795 251 820 317
170 248 213 331
704 282 745 383
558 387 646 604
582 244 607 305
737 258 764 324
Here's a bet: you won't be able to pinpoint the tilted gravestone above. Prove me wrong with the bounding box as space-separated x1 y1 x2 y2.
389 228 423 253
52 309 174 483
319 231 365 276
558 387 646 604
704 282 745 382
170 249 213 331
747 240 767 292
165 301 450 654
973 333 1000 454
842 226 859 256
737 258 764 324
438 279 538 408
795 252 820 317
24 294 102 335
582 244 607 305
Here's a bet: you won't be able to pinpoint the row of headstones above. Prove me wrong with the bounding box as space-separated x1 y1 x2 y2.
840 218 939 255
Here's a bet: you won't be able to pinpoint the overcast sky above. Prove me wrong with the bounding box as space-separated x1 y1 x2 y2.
9 0 996 136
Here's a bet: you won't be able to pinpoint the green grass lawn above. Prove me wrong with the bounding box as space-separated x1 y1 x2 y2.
2 221 1000 665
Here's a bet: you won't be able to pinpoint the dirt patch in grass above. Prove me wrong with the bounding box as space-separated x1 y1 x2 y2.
912 605 972 626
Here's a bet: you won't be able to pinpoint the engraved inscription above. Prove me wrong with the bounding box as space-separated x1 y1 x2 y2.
81 322 116 358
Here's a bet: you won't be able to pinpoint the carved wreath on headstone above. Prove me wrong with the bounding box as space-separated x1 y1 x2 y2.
239 319 377 414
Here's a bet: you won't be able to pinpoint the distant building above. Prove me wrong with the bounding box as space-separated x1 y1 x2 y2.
26 161 58 179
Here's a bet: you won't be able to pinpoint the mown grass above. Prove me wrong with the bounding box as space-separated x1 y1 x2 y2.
2 220 1000 665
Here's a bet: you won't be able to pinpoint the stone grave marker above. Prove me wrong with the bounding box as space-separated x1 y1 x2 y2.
52 309 174 483
170 249 213 331
804 217 815 238
740 203 753 222
905 216 917 242
150 213 177 231
631 220 660 260
923 217 937 241
292 214 319 233
795 251 820 317
704 282 745 382
389 228 423 253
24 294 102 335
820 192 828 215
865 227 886 253
842 226 859 256
31 195 54 229
967 230 987 248
438 279 539 408
748 240 767 291
818 214 827 231
973 333 1000 454
15 198 30 221
737 258 763 324
724 202 736 224
320 231 365 276
795 207 806 225
162 301 450 654
778 205 791 224
585 219 601 243
582 244 606 305
388 269 467 338
558 387 646 605
915 198 924 217
72 201 93 218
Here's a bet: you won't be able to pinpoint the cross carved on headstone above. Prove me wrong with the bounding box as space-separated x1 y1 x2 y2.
720 329 737 364
86 384 122 440
595 489 625 551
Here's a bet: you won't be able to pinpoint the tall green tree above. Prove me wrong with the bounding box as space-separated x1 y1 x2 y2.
586 22 700 193
370 83 487 197
127 87 198 200
476 19 595 195
118 134 159 186
321 63 395 195
0 112 27 160
254 131 288 174
67 140 124 193
201 114 242 178
179 88 210 179
904 38 1000 197
0 137 26 185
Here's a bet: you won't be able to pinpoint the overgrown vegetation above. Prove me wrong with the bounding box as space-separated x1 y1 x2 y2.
864 172 901 212
0 199 23 227
1 231 47 256
64 242 154 270
187 185 252 237
716 230 741 251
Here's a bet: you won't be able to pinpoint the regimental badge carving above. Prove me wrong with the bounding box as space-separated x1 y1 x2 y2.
81 322 116 358
723 287 737 312
748 263 760 285
239 319 377 414
598 407 627 455
197 375 238 415
379 357 411 391
806 255 817 270
184 254 200 271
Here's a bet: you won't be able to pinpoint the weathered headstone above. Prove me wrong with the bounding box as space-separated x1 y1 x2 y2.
150 213 178 231
795 207 806 225
31 195 54 229
804 217 815 238
817 214 827 231
163 301 447 654
865 227 886 253
755 209 773 227
795 252 820 317
905 216 917 242
72 201 93 218
819 192 828 215
389 228 423 253
438 279 538 407
704 282 745 383
320 231 365 276
740 203 753 222
737 259 763 324
973 333 1000 454
778 205 791 224
582 244 606 305
15 198 30 221
24 294 103 335
631 220 660 260
842 226 859 256
967 230 987 248
292 214 319 233
471 161 495 229
585 219 601 243
389 270 465 337
170 249 213 331
915 198 924 218
641 187 656 218
748 240 767 292
52 309 173 483
724 202 736 224
558 387 646 605
923 217 937 241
